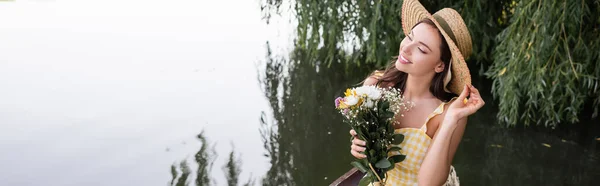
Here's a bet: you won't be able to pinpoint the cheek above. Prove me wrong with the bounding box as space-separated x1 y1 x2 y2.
410 53 430 64
414 54 439 68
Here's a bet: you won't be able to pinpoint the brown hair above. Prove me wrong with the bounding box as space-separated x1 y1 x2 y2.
372 18 454 101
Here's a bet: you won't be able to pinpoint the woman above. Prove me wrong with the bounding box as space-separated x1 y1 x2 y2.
349 0 485 185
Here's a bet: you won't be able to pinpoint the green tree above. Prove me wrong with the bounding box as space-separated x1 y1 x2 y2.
486 0 600 127
260 0 600 128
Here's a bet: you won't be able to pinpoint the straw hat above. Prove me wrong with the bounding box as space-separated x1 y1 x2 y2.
402 0 473 95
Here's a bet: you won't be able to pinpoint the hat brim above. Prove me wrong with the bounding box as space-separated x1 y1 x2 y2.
401 0 471 95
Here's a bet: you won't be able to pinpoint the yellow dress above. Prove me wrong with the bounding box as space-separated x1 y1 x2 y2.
384 98 460 186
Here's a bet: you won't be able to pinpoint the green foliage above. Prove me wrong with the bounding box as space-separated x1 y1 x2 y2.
351 161 369 173
261 0 600 128
374 158 392 169
260 0 510 70
389 154 406 164
358 171 375 186
337 96 405 183
262 0 403 67
392 134 404 144
486 0 600 127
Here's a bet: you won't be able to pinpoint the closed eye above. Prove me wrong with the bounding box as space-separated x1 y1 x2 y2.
408 32 431 53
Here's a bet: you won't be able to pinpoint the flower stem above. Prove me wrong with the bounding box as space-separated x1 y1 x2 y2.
368 163 384 185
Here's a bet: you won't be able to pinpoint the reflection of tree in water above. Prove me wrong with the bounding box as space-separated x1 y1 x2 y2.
223 145 241 186
171 160 192 186
169 131 216 186
195 132 217 186
169 132 253 186
258 42 377 185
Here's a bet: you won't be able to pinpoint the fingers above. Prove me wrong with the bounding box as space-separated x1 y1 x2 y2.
351 149 367 159
457 85 470 102
349 129 357 136
351 143 366 153
350 137 367 159
468 85 485 107
352 138 366 146
468 85 480 95
468 85 481 99
464 86 485 113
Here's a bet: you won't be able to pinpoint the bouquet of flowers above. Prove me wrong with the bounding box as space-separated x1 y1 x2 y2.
335 86 414 186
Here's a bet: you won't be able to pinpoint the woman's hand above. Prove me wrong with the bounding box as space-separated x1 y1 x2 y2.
446 85 485 120
349 129 367 159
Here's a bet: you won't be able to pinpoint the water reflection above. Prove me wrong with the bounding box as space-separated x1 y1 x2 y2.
258 44 600 185
170 132 216 186
170 132 255 186
258 44 376 185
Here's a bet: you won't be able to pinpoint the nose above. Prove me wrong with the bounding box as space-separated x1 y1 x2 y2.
400 42 413 56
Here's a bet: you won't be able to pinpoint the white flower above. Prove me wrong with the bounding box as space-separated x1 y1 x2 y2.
353 86 368 96
368 89 382 100
344 95 359 106
355 86 382 100
364 99 374 108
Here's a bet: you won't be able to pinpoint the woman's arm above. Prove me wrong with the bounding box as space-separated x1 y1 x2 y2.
418 85 484 186
417 115 467 186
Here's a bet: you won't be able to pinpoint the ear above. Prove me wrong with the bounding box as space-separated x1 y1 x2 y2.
434 61 445 73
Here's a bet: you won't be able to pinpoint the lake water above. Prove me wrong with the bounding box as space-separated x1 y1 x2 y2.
1 1 599 186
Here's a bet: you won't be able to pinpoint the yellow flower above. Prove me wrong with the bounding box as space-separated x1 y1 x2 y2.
355 97 363 107
338 101 349 109
344 89 356 97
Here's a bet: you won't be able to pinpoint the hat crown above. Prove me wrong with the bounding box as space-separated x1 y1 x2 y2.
433 8 472 59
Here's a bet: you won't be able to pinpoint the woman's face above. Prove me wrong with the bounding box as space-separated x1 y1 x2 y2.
395 23 445 76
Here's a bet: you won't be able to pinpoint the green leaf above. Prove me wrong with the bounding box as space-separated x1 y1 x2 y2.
358 172 374 186
387 147 401 152
393 134 405 144
369 149 376 158
380 101 390 110
374 158 392 169
389 155 406 163
377 100 384 109
351 161 369 173
380 110 394 119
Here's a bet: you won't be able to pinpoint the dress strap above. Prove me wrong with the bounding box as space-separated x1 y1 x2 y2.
373 70 384 78
420 97 458 132
373 70 384 87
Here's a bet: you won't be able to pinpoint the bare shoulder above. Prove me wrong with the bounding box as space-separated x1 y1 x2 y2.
363 76 379 86
362 70 384 86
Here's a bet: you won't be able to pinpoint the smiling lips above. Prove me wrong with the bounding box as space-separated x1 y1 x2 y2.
398 54 412 64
